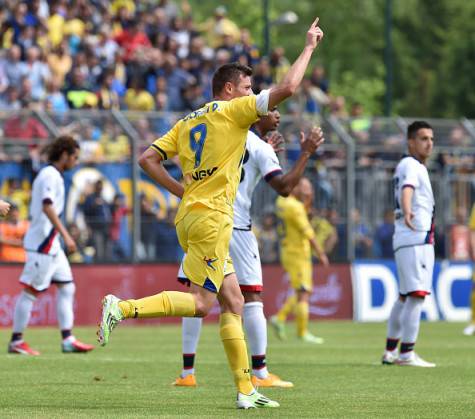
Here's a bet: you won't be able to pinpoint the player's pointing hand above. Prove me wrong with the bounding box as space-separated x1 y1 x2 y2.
306 17 324 50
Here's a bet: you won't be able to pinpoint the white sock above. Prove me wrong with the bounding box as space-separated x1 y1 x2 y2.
400 296 424 358
57 283 75 332
387 299 404 341
181 317 202 377
243 302 268 379
12 291 36 338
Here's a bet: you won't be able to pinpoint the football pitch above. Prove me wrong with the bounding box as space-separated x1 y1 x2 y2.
2 321 474 418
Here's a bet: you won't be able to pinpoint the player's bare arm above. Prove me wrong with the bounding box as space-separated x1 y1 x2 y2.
401 186 416 230
138 148 185 199
268 17 324 109
269 127 325 196
42 202 77 253
0 199 10 216
309 237 329 267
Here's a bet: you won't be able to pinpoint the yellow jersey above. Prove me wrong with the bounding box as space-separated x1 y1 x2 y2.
151 95 262 223
469 203 475 231
276 195 315 259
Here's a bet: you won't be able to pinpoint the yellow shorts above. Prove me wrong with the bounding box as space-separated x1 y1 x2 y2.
176 206 234 293
281 254 313 291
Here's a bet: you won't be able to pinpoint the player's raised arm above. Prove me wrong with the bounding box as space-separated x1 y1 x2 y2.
268 17 324 109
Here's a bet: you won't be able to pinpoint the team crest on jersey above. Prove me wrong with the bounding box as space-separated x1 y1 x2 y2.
203 256 218 271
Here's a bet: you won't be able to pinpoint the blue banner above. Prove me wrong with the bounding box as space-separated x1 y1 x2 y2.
352 259 472 322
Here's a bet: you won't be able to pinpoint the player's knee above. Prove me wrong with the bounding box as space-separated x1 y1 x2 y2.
229 292 244 314
22 288 38 300
194 298 213 317
22 286 39 298
57 282 75 298
242 291 262 303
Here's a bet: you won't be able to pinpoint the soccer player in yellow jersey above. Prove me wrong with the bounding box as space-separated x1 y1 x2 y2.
98 18 325 409
463 203 475 336
271 177 329 344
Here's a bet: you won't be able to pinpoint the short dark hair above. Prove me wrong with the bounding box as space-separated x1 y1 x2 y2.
212 62 253 96
47 135 80 162
407 121 432 140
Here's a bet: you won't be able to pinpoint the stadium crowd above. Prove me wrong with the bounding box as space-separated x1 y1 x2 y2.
0 0 474 263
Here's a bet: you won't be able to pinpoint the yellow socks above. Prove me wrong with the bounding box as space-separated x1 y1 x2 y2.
295 301 309 337
277 294 297 322
118 291 196 318
219 313 254 395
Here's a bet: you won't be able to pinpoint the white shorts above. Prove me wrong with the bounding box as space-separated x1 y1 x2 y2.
394 244 434 296
177 229 263 292
20 250 73 292
229 229 263 292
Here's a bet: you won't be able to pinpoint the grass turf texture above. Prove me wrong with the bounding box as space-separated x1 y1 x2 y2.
1 321 474 418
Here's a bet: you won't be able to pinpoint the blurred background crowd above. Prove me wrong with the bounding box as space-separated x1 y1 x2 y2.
0 0 474 264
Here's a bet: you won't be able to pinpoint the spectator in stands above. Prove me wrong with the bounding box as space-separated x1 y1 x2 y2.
0 45 28 88
155 206 182 262
349 102 371 143
449 207 471 261
3 106 49 141
374 209 394 258
351 208 373 258
67 222 95 264
114 17 151 63
234 28 260 66
256 212 280 264
97 69 120 110
4 178 30 221
0 85 22 110
293 77 329 116
45 78 69 112
139 193 157 261
94 26 119 68
269 47 290 82
63 67 93 109
108 193 130 261
0 203 29 263
0 3 31 45
329 96 348 118
160 54 195 111
47 41 72 87
47 1 66 47
252 58 273 93
99 124 130 162
199 5 240 48
17 26 37 58
83 179 111 262
310 64 329 93
24 46 50 100
124 76 154 111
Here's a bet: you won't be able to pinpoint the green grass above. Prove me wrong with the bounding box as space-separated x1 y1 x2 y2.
1 322 474 418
